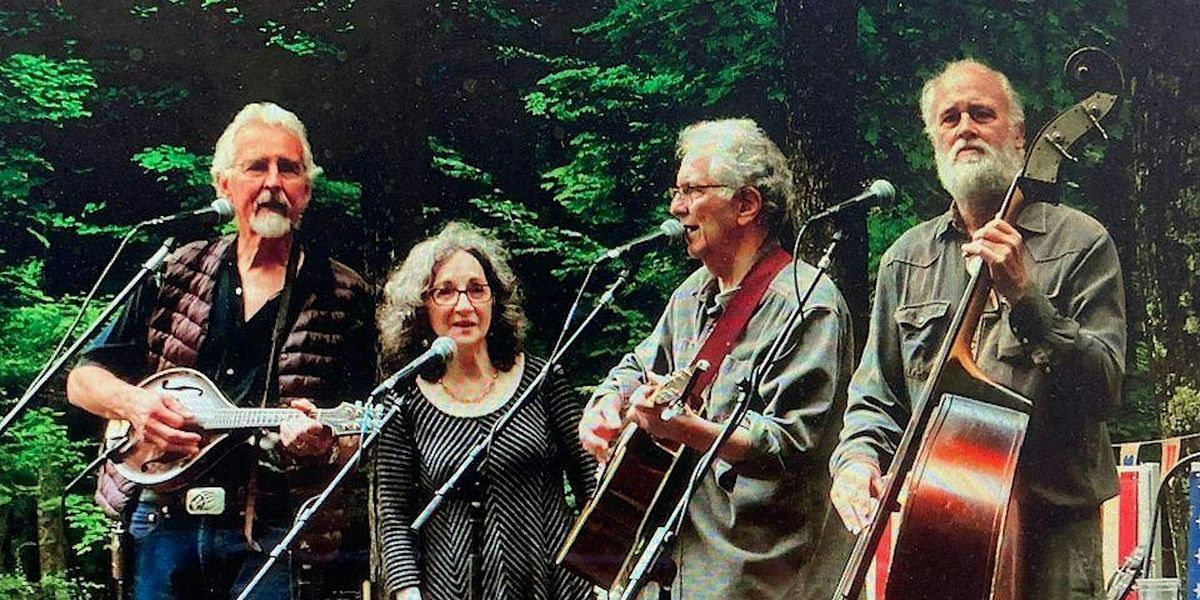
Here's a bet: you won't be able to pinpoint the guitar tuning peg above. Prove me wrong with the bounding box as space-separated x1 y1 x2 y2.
259 432 279 451
661 405 680 422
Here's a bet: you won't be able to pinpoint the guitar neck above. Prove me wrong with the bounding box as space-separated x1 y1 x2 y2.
193 408 308 432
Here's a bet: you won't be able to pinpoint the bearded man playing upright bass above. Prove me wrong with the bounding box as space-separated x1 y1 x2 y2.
830 59 1126 599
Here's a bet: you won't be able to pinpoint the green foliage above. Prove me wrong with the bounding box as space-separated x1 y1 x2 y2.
260 20 342 57
133 145 212 192
64 495 110 556
854 0 1126 248
0 54 96 125
0 142 53 207
1164 384 1200 435
429 0 787 366
429 137 601 273
315 177 363 218
0 570 104 600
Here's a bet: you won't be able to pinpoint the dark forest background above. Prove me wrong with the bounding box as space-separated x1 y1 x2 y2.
1 0 1197 596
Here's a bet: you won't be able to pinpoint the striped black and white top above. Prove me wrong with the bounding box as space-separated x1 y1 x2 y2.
377 354 596 599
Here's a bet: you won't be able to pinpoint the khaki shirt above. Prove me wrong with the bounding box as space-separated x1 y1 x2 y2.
592 250 853 599
831 201 1126 509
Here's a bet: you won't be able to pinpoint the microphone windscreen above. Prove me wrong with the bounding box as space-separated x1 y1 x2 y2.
210 197 235 223
659 219 686 239
429 336 457 360
868 179 896 202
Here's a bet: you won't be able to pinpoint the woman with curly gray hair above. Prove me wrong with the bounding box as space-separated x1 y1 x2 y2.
375 222 595 600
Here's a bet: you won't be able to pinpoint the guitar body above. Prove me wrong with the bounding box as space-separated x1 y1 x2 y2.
104 368 240 492
556 423 698 589
557 363 710 590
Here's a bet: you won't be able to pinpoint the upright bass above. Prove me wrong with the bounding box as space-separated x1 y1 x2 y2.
835 47 1124 600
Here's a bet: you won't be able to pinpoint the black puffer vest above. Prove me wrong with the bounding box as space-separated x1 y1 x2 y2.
143 235 371 407
136 235 374 559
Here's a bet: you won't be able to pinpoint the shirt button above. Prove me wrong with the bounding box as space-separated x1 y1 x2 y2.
235 286 243 296
1021 337 1030 344
226 368 235 376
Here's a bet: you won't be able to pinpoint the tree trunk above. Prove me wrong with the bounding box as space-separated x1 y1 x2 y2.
1124 0 1200 574
36 465 66 584
777 0 870 352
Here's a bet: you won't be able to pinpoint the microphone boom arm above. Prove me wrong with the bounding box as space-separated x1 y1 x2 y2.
0 237 176 438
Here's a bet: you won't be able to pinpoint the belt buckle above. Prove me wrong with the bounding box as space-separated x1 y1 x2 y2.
185 487 226 516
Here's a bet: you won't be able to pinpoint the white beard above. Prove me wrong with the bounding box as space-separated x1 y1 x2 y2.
249 189 293 238
935 140 1023 209
250 212 292 238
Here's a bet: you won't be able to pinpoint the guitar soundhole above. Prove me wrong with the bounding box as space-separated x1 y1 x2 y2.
160 379 203 396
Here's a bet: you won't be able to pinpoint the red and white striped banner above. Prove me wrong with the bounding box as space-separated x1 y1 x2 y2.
1102 463 1162 594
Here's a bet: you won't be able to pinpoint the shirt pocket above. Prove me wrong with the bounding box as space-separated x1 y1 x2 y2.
706 355 753 421
894 300 951 381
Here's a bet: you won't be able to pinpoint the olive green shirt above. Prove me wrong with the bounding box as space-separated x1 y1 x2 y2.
592 251 853 599
831 201 1126 509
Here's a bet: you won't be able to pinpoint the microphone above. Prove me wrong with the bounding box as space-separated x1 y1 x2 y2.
370 336 457 400
805 180 896 223
140 198 235 228
604 219 687 259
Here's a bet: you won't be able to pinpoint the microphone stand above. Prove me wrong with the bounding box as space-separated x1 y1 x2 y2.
619 378 753 600
234 392 391 600
235 262 639 600
0 236 176 438
410 262 637 531
1105 451 1200 600
618 227 843 599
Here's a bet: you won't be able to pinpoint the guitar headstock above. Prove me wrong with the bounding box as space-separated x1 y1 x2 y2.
1024 48 1124 185
652 360 710 421
318 402 383 436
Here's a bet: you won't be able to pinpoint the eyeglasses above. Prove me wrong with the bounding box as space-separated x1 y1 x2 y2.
427 283 493 306
237 157 307 181
667 184 731 201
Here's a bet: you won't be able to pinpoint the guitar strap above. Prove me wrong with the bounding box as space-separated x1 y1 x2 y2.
684 245 791 412
244 233 304 550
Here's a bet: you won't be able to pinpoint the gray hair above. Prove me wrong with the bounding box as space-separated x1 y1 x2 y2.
377 222 527 375
675 118 796 238
209 102 320 191
919 59 1025 142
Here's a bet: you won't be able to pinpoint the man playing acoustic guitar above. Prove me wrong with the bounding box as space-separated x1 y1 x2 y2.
67 102 375 599
830 59 1126 599
578 118 854 599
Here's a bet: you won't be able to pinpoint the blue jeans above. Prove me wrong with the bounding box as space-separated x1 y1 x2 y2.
129 502 292 600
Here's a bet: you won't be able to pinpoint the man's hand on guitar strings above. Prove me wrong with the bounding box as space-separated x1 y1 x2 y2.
625 376 691 441
578 394 624 464
280 399 334 457
125 386 201 456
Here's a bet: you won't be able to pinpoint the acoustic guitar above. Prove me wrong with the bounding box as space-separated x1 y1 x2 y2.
556 360 709 591
102 367 374 491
